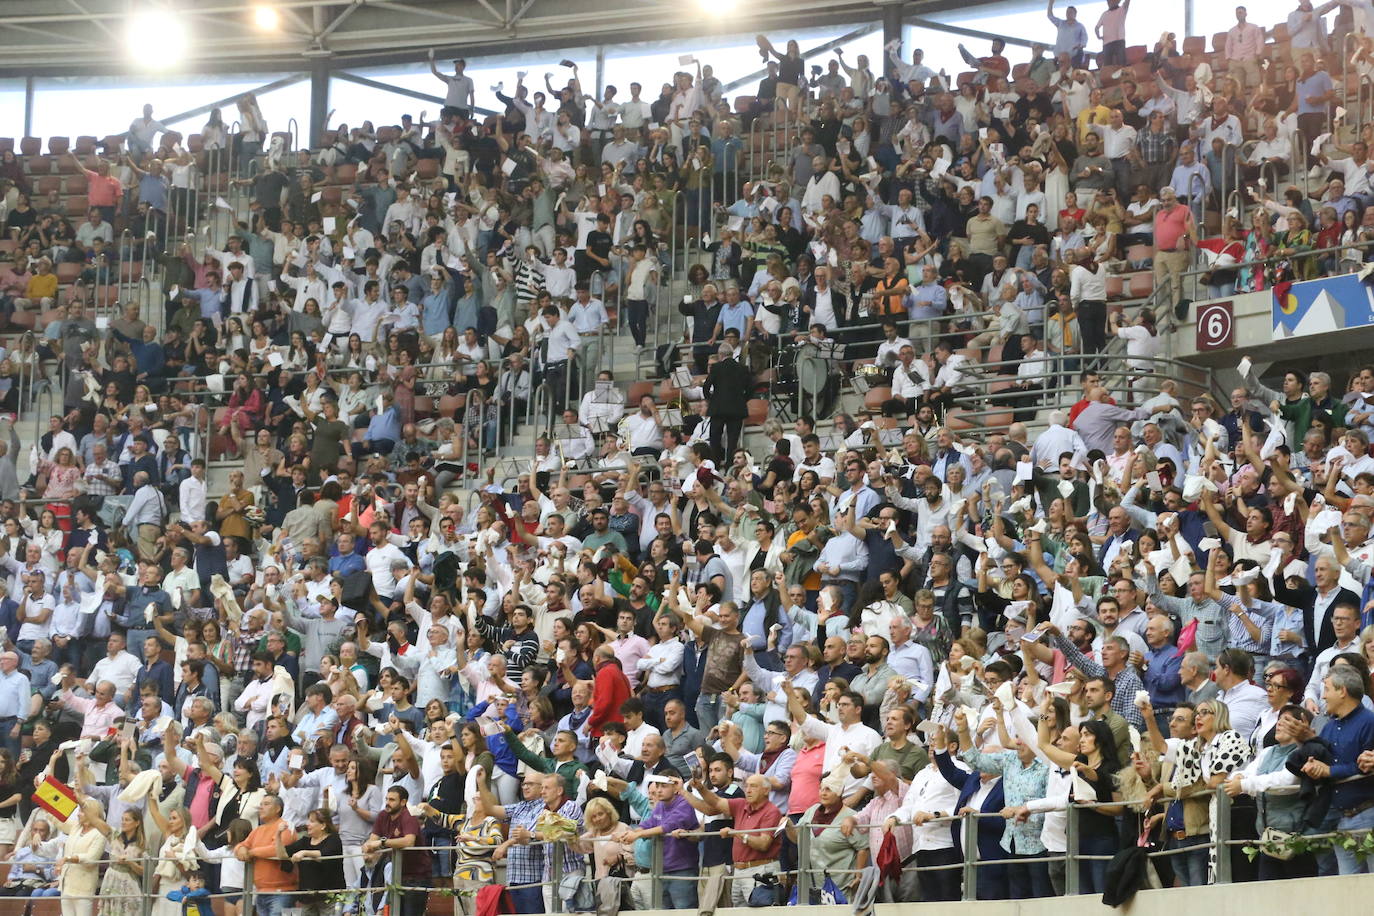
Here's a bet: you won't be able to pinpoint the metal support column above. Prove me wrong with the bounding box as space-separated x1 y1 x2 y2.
595 45 605 101
881 2 904 56
309 58 331 148
22 76 33 137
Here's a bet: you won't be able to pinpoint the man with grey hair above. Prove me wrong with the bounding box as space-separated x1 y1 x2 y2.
0 651 29 756
1179 651 1218 705
1152 183 1196 308
123 469 165 562
1304 663 1374 875
704 339 751 464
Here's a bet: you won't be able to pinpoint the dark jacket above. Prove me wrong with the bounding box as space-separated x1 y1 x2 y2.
704 356 751 419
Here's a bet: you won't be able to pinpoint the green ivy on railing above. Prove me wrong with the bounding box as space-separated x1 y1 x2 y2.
1242 829 1374 862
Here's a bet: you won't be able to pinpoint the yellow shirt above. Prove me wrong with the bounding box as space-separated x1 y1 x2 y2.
1076 105 1111 144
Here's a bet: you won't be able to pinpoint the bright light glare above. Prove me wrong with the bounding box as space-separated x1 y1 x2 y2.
127 12 187 67
697 0 737 13
253 6 280 30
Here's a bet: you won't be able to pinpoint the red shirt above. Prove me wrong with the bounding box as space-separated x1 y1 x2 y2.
727 796 783 864
83 169 124 206
374 808 428 880
587 659 630 737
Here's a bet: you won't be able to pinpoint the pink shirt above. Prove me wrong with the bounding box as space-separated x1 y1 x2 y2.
62 691 122 738
858 782 913 862
788 742 826 814
611 633 651 689
1226 23 1264 61
1153 203 1194 251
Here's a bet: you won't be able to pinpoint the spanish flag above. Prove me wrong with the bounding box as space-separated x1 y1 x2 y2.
32 776 78 821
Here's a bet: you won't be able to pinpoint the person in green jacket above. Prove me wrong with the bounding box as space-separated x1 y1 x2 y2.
504 720 589 788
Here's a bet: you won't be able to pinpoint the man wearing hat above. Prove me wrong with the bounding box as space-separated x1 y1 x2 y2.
622 774 700 909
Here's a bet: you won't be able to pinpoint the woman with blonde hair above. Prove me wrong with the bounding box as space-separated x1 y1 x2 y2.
575 796 634 879
56 798 108 916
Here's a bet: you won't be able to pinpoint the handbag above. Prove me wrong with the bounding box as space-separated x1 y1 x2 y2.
747 873 781 907
1257 826 1297 861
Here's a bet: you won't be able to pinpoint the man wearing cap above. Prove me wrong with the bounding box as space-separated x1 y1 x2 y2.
622 774 700 909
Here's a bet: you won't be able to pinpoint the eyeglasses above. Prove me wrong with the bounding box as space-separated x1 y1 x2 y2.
1196 708 1216 717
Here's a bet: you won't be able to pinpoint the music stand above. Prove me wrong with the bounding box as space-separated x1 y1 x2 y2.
586 417 615 436
670 366 693 389
552 423 585 455
592 379 621 403
660 408 684 428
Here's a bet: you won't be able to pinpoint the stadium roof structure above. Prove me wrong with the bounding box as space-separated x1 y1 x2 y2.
0 0 992 77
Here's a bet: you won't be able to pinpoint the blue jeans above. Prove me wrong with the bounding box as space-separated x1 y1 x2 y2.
1168 834 1209 886
662 869 699 909
255 893 293 916
695 692 724 734
1334 805 1374 874
507 886 544 914
1077 833 1116 894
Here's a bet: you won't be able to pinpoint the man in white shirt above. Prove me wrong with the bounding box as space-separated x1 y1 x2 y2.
1091 110 1137 199
539 306 582 411
87 633 143 698
884 726 965 900
622 396 662 457
542 248 577 303
801 156 841 218
178 459 208 524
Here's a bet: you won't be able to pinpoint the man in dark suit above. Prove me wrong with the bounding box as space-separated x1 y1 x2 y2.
703 343 750 464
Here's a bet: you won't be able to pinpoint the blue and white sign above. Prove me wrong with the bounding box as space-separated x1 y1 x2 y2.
1272 272 1374 340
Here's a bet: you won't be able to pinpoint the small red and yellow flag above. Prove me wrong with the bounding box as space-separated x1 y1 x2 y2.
32 775 78 821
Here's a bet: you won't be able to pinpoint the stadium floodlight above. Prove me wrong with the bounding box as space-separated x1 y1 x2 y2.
253 5 281 30
127 10 188 67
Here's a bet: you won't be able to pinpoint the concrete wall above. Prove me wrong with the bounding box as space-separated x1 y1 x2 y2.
647 874 1370 916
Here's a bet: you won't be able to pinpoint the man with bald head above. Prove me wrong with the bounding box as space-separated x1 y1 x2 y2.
681 770 783 905
0 652 28 756
1073 385 1171 454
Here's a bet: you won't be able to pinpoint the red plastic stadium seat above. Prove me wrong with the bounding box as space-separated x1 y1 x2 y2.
1105 275 1125 299
1128 272 1154 298
438 393 466 416
74 135 97 155
19 138 39 156
1125 45 1147 64
55 264 80 284
65 175 87 194
65 195 88 216
863 387 892 410
626 380 655 404
47 137 69 156
746 399 769 426
0 138 13 153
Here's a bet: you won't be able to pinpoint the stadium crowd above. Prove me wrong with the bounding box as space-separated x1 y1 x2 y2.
0 3 1373 916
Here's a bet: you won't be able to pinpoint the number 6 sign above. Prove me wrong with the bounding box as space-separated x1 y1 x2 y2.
1196 301 1234 351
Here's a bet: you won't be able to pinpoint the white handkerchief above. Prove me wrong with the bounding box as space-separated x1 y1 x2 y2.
267 351 284 367
323 216 337 233
214 197 232 211
311 191 322 203
501 158 517 176
1284 493 1297 515
678 54 696 65
1015 460 1033 482
1057 480 1075 499
1199 537 1222 552
1047 681 1074 697
1237 356 1251 378
994 681 1015 707
205 373 225 393
1232 567 1259 586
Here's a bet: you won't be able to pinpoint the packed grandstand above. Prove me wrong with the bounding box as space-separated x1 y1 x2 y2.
0 4 1372 916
